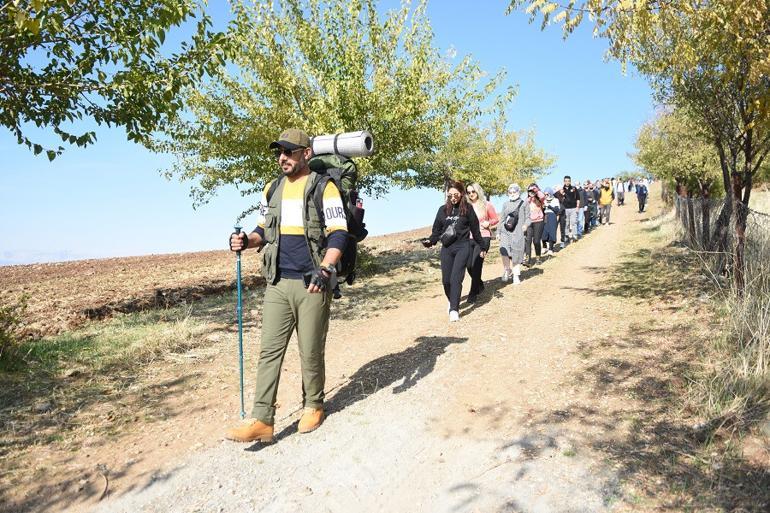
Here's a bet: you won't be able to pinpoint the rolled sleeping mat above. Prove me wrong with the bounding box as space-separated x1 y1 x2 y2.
311 130 375 158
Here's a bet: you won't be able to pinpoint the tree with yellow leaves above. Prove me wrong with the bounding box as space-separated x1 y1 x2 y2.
508 0 770 292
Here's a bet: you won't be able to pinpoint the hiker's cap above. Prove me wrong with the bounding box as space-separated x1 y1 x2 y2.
269 128 311 151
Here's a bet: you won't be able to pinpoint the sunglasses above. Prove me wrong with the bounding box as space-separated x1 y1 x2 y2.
273 147 304 158
447 192 462 198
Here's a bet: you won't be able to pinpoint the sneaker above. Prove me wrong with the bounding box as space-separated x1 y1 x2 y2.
298 407 324 433
449 310 460 322
512 275 521 285
467 295 476 304
225 419 275 443
501 270 511 282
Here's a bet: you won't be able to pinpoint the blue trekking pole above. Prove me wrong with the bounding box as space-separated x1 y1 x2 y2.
234 225 246 419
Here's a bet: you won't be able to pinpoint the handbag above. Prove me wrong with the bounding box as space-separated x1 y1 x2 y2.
440 220 458 246
503 200 522 232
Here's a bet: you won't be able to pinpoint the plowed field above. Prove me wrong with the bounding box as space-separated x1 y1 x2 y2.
0 250 264 338
0 229 427 339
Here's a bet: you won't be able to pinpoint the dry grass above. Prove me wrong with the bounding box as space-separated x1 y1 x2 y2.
0 296 231 497
688 191 770 437
0 232 439 508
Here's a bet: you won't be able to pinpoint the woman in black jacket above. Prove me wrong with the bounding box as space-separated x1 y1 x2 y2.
422 180 487 322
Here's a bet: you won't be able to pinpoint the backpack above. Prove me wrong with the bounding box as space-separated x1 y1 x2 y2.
266 153 367 285
503 200 522 232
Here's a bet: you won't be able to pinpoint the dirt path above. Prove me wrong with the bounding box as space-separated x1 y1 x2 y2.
64 194 684 513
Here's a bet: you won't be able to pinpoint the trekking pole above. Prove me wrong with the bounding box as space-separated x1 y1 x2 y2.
234 225 246 419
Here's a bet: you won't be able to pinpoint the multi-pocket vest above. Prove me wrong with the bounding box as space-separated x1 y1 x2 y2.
260 172 326 284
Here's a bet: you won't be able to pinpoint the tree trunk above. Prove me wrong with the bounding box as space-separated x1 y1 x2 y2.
698 179 711 249
732 172 746 295
709 200 732 275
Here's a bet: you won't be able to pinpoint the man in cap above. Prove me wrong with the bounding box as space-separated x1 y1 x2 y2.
226 128 348 442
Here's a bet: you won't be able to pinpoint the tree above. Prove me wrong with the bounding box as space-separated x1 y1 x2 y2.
1 0 225 160
153 0 551 212
508 0 770 293
420 117 555 196
633 108 721 246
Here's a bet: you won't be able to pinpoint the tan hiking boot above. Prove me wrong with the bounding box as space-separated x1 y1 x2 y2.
225 419 275 443
298 407 324 433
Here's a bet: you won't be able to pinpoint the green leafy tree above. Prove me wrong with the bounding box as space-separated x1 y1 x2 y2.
422 117 555 196
633 108 721 245
1 0 225 160
154 0 552 211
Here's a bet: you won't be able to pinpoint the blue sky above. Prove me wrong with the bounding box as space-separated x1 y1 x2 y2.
0 0 653 265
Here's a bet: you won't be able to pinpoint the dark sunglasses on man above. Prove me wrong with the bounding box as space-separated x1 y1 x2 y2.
273 147 304 159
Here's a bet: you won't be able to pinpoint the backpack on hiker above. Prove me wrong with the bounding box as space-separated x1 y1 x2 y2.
266 153 368 286
503 200 522 232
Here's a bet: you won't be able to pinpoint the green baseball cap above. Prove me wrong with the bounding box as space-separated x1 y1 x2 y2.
269 128 311 150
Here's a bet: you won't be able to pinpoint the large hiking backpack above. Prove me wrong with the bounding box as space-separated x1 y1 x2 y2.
266 153 368 285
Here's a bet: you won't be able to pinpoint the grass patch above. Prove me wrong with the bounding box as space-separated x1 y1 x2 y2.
0 294 28 370
0 293 236 492
18 305 206 375
575 206 770 510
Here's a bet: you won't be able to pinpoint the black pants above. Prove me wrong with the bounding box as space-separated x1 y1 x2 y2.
468 236 490 298
525 221 544 261
441 240 470 312
638 195 647 212
558 212 567 242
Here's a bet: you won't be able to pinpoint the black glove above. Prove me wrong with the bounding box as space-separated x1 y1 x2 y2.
230 232 248 252
306 267 330 290
421 238 432 248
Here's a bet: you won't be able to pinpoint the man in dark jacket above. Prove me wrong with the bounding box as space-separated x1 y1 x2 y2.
636 180 649 212
561 175 581 242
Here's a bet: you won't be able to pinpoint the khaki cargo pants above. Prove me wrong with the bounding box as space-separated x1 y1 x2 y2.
251 278 332 425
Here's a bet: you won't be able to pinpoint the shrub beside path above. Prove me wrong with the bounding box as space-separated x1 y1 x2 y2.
79 190 718 513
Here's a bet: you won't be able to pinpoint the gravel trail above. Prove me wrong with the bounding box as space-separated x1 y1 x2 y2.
90 202 651 513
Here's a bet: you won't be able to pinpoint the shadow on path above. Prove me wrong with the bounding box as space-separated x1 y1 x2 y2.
246 336 467 452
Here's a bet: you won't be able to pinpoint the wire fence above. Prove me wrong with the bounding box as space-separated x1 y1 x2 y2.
673 195 770 288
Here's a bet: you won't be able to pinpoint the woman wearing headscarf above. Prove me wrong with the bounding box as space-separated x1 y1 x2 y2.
422 180 487 321
497 184 530 284
465 182 499 303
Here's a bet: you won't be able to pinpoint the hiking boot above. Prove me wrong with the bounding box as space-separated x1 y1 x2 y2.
298 407 324 433
449 310 460 322
225 419 275 443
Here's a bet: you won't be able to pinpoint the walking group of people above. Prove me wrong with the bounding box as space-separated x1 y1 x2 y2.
223 127 653 442
423 175 651 322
